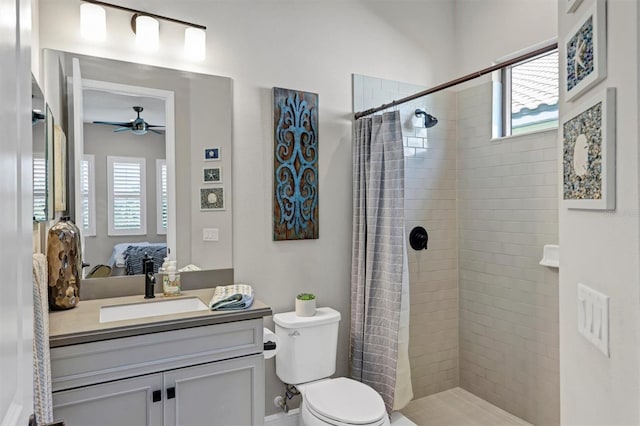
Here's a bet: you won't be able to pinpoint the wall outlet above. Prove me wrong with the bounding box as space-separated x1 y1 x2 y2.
202 228 219 241
577 283 609 357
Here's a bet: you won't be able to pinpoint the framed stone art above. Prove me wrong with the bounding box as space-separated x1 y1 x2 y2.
272 87 319 241
203 167 222 184
562 88 616 210
565 0 606 102
200 187 224 211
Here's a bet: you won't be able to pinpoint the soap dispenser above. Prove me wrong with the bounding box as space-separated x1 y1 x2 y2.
162 260 181 297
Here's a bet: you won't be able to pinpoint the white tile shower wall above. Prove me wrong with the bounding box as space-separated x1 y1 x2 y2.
457 82 559 426
354 75 459 399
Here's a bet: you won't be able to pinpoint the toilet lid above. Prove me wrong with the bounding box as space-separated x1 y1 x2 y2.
305 378 387 425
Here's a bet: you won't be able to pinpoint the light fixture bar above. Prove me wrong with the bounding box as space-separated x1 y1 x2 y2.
81 0 206 30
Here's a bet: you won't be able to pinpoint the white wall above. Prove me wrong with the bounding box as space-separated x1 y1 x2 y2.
558 1 640 424
37 0 457 415
454 0 557 77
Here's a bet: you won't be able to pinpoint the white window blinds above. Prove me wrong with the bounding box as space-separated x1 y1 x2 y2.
81 154 96 236
33 155 46 221
156 159 167 235
108 156 146 236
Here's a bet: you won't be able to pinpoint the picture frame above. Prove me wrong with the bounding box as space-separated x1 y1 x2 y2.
53 123 67 212
204 147 220 161
562 87 616 210
566 0 584 13
200 187 225 211
202 166 222 184
564 0 606 102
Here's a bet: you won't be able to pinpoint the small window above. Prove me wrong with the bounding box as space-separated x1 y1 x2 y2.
81 154 96 236
107 156 146 236
494 48 559 137
33 155 47 221
156 159 167 235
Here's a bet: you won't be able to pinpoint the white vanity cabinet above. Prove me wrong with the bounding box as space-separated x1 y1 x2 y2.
51 318 265 426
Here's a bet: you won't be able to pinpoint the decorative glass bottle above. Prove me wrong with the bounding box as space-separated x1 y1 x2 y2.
47 216 82 310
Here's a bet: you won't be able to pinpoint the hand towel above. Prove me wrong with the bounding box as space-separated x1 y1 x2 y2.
33 253 53 425
209 284 254 310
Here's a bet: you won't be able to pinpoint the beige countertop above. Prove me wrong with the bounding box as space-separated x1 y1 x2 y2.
49 288 272 348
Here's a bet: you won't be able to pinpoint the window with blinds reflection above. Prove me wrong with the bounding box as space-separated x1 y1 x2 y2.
33 155 47 222
156 159 167 235
107 156 147 236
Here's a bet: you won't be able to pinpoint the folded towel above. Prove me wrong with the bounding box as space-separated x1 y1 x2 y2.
209 284 254 310
33 253 53 425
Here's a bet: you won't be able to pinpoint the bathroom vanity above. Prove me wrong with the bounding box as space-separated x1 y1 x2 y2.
49 288 271 426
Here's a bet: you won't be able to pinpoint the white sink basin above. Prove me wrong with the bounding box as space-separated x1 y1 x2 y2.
100 297 209 323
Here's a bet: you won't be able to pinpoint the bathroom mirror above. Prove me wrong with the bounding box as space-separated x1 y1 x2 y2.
32 75 54 222
43 49 233 277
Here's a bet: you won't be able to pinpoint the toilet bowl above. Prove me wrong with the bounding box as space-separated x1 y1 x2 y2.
297 377 390 426
273 308 391 426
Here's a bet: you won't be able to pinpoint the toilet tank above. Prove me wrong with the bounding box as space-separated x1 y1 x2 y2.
273 307 341 385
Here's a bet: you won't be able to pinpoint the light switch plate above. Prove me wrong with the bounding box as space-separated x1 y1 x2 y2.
202 228 219 241
577 283 609 357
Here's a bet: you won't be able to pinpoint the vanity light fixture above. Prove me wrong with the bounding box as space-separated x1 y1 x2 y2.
80 0 207 60
80 3 106 42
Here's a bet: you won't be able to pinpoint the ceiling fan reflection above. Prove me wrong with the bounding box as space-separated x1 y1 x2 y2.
93 106 165 135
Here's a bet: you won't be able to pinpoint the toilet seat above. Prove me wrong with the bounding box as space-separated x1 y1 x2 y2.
303 377 388 425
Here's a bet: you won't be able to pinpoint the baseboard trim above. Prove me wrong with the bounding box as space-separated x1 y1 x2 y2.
264 408 300 426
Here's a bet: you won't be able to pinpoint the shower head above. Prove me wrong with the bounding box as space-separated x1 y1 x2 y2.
415 109 438 128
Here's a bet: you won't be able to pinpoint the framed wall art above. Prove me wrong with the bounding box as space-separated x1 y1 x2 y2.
200 187 224 211
562 87 616 210
272 87 319 241
566 0 584 13
204 147 220 161
203 167 222 184
53 123 67 212
565 0 606 102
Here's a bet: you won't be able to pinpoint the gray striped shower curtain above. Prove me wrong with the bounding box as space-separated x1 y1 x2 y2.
350 111 406 412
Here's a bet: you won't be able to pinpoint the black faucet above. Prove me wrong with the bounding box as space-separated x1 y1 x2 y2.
143 254 156 299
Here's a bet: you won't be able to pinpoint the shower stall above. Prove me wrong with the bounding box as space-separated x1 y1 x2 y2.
353 70 559 426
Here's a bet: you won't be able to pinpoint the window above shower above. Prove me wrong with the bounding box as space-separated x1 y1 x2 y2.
493 45 559 138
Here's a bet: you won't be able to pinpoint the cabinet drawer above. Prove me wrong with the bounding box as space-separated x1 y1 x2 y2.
51 319 263 392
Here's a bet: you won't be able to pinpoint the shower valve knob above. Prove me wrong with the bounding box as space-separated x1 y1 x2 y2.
409 226 429 251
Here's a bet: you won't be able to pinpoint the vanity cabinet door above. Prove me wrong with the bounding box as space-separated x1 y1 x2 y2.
52 373 163 426
164 353 265 426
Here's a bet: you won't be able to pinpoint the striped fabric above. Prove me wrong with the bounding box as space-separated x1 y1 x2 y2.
351 111 405 413
33 253 53 425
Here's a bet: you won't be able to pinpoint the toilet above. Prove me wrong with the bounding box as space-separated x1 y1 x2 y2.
274 307 391 426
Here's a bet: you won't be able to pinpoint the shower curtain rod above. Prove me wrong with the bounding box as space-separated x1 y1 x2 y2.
354 41 558 120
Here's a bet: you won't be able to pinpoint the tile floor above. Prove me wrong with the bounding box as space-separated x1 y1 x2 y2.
400 388 532 426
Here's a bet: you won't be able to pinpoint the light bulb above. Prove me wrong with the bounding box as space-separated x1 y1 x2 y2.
135 15 159 52
184 27 206 61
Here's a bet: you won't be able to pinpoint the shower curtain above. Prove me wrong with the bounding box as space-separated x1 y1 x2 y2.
350 111 413 413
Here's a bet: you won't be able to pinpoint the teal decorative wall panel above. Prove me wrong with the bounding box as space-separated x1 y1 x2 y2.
273 87 319 241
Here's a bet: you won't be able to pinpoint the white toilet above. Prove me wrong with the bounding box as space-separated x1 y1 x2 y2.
274 307 391 426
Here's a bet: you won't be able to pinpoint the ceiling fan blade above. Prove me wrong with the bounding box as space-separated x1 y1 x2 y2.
113 127 131 132
146 124 165 128
93 121 133 127
149 129 166 135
